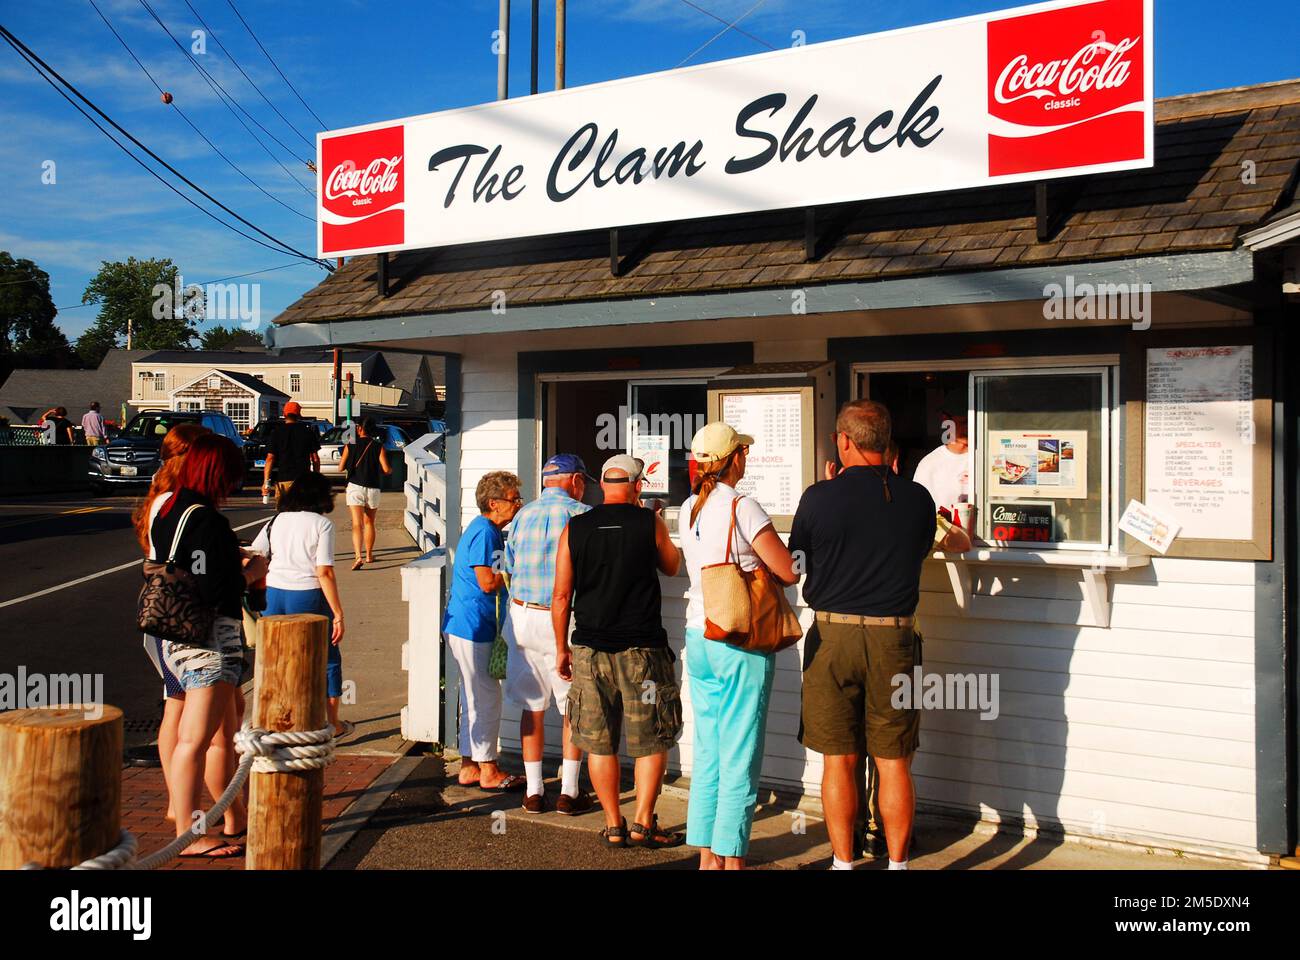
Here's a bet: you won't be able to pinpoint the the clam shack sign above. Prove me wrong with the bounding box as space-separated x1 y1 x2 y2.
317 0 1153 258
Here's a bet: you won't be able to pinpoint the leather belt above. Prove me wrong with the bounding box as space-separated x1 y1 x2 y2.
815 611 915 628
511 599 550 610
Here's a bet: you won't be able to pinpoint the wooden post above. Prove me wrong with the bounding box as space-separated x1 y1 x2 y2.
0 706 123 869
247 613 329 870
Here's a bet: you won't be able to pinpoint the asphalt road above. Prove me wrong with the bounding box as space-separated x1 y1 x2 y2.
0 488 275 738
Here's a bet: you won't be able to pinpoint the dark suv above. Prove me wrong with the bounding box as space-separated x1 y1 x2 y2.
89 409 245 494
242 416 327 478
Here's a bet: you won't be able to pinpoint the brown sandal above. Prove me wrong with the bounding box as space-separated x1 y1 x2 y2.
628 814 685 849
601 817 628 848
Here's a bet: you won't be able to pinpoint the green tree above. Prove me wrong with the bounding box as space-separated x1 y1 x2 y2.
76 257 199 366
198 323 263 350
0 252 77 378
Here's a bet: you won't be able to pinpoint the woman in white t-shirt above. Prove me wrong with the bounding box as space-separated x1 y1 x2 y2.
679 422 799 870
251 472 351 738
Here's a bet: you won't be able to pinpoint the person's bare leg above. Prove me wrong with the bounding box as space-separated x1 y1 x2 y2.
587 753 623 828
821 753 860 864
159 694 184 822
521 710 545 763
363 508 378 563
171 684 234 853
699 849 723 870
458 759 481 785
560 713 582 762
478 760 510 788
723 855 745 870
874 755 915 863
630 751 667 835
208 694 246 836
328 696 341 731
349 505 365 564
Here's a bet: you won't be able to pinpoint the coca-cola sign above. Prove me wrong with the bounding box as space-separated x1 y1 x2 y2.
317 0 1152 259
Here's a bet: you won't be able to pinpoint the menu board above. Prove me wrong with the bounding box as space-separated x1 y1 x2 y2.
1143 346 1253 540
721 391 803 516
987 430 1088 499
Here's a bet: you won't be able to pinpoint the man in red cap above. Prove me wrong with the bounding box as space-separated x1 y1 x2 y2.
262 400 321 501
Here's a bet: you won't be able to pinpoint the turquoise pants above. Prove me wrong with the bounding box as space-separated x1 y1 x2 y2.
684 626 775 857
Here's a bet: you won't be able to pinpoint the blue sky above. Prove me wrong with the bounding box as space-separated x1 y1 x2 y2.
1 0 1297 344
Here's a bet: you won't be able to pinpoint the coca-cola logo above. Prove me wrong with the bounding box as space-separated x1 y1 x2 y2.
324 156 403 204
994 34 1140 107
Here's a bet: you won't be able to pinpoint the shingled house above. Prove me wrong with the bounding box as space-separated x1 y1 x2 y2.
272 79 1300 863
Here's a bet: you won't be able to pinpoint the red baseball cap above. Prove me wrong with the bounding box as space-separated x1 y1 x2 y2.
284 401 302 416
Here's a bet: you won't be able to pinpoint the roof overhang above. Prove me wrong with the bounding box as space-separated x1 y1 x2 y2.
268 248 1256 352
1241 209 1300 250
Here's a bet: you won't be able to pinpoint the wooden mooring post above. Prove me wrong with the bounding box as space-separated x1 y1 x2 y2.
248 613 329 870
0 705 123 869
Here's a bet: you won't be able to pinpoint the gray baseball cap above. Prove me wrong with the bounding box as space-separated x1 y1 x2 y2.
600 454 645 483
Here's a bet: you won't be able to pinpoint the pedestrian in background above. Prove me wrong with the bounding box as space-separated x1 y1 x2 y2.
442 470 526 791
251 472 352 738
553 455 684 849
337 417 391 570
81 401 106 446
261 401 320 502
791 400 935 872
502 453 596 815
41 406 74 445
679 423 799 869
150 434 264 858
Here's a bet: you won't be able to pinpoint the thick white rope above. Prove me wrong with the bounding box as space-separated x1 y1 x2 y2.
22 723 339 871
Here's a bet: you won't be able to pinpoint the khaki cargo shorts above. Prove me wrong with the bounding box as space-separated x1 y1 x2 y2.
567 645 683 758
799 619 921 759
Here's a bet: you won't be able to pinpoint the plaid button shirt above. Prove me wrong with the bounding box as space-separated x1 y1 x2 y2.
503 486 591 605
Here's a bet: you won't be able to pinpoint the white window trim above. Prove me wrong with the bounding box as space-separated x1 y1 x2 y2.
223 398 253 431
288 371 303 393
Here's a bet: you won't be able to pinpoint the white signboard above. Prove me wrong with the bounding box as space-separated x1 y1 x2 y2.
1143 346 1253 539
632 434 670 495
1118 499 1181 554
721 391 803 516
318 0 1154 257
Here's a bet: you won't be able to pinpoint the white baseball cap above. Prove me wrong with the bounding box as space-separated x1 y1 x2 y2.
690 422 755 463
601 454 645 482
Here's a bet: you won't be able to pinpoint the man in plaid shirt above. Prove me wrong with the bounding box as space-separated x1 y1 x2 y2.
503 453 597 814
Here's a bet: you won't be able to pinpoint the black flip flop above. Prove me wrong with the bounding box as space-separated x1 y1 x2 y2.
479 773 527 793
179 841 244 860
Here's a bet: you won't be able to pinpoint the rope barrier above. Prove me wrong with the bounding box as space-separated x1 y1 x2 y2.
21 723 338 871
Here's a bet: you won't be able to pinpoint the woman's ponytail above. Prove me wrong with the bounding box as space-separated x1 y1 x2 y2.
688 449 739 529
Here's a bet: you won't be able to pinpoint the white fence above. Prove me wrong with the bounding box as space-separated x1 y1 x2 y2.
399 432 452 745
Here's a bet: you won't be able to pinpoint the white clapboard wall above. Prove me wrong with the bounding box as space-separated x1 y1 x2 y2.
461 348 1258 858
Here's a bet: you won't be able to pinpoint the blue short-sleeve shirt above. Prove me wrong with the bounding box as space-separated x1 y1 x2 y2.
441 514 505 642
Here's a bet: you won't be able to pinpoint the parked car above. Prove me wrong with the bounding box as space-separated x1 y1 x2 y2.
317 422 410 478
243 416 327 478
89 409 245 494
384 417 447 441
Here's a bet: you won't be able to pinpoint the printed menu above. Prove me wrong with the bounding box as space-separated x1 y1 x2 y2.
721 391 803 516
1143 346 1253 539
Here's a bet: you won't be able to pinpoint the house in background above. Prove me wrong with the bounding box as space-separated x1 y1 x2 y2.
129 349 445 428
0 348 149 426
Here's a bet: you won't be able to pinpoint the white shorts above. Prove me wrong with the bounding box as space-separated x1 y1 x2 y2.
505 602 571 713
345 483 381 509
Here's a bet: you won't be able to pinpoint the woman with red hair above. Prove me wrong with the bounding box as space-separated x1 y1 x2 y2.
149 433 267 858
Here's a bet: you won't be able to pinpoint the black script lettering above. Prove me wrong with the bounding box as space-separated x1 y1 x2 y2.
725 93 785 174
472 144 525 203
895 75 944 147
547 122 599 201
429 144 489 208
548 123 706 202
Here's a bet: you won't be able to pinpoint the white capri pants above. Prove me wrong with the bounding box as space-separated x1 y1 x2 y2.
446 634 502 763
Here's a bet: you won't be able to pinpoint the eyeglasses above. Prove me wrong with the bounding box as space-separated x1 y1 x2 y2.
493 495 524 505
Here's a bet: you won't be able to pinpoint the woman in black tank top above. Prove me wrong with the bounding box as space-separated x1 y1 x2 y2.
337 417 392 569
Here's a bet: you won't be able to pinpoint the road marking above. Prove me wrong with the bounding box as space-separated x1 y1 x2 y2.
0 515 272 609
0 505 112 530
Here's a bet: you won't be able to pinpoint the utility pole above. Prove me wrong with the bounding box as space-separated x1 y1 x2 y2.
530 0 539 95
497 0 510 100
555 0 566 90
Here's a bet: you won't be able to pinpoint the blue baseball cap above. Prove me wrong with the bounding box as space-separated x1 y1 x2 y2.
541 453 594 480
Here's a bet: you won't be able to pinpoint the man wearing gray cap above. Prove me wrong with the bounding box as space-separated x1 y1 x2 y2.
552 454 684 848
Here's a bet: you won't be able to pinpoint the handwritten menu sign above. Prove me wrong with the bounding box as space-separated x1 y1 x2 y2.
1144 346 1253 540
721 391 803 516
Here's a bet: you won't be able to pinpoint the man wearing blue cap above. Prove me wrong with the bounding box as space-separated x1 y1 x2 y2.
502 453 597 814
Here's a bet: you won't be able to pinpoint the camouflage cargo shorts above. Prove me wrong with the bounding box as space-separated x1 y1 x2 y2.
566 644 683 758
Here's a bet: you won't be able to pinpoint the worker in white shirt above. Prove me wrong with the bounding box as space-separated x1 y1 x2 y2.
912 389 973 522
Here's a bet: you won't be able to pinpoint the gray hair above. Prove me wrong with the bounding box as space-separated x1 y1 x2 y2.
836 400 891 454
475 470 520 513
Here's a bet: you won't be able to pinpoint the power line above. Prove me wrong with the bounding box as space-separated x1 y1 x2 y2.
181 0 316 150
675 0 774 51
677 0 770 67
135 0 316 196
86 0 314 223
0 23 328 268
56 261 307 310
225 0 329 131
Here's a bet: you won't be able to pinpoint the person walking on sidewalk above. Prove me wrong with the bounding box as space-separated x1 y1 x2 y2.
790 400 935 872
261 401 320 502
337 417 391 570
553 454 684 849
81 401 106 446
502 453 597 815
442 470 527 792
679 423 799 869
251 472 352 739
40 406 74 445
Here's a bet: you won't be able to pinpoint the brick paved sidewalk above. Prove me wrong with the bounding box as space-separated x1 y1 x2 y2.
121 754 395 870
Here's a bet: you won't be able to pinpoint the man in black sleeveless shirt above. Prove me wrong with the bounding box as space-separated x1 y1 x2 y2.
553 454 684 848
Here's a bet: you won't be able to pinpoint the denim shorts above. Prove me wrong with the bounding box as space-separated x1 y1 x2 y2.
161 616 244 691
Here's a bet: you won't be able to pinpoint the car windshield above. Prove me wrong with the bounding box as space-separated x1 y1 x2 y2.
124 414 191 439
323 427 348 444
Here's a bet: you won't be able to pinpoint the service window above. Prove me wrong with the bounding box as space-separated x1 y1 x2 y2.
973 367 1111 550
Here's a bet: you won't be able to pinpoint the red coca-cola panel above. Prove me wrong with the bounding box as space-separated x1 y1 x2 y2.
320 125 405 254
987 0 1146 177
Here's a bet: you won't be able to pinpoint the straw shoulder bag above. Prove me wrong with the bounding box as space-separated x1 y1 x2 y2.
700 495 802 654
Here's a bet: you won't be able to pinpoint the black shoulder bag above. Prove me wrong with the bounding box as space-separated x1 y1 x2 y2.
137 503 215 645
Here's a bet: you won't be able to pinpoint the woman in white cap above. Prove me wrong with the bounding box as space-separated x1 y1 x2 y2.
680 421 799 869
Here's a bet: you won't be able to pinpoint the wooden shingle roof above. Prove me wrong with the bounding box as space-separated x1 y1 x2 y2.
276 79 1300 327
